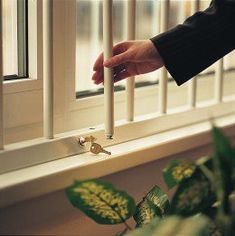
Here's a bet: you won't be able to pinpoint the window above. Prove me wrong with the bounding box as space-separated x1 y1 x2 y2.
2 0 28 80
0 0 234 144
73 0 235 127
75 0 162 97
0 0 235 207
75 0 235 98
1 0 234 143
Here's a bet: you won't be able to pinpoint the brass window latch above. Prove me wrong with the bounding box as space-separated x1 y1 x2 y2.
78 135 96 146
77 136 111 155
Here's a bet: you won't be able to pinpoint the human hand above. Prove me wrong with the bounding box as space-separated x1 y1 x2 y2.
92 40 164 85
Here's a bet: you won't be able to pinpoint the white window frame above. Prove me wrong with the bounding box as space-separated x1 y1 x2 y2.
3 0 42 144
0 0 235 207
3 0 235 143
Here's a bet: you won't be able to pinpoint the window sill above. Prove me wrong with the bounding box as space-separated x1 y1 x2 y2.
4 77 42 94
0 113 235 208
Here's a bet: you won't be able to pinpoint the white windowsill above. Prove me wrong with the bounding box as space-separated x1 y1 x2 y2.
0 113 235 208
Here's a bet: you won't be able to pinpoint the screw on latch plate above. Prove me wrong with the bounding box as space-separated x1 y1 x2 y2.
77 135 97 146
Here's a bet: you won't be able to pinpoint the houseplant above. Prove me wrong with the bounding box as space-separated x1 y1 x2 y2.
66 126 235 235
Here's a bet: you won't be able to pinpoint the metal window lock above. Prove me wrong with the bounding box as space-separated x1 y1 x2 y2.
77 136 111 155
77 135 96 146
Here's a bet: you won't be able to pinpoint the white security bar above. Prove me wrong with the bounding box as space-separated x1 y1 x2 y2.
188 72 197 107
215 59 224 102
90 0 100 91
125 0 136 121
0 0 3 149
152 0 160 36
103 0 114 139
188 0 200 108
178 0 187 23
43 0 54 139
159 0 169 114
91 0 100 59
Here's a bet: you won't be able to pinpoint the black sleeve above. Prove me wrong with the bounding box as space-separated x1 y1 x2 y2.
150 0 235 86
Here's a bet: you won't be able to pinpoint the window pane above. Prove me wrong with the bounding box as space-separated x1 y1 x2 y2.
76 0 99 92
75 0 183 96
2 0 18 76
76 0 120 93
2 0 28 80
75 0 235 98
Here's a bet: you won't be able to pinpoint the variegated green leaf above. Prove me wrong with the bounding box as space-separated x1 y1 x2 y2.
133 198 161 227
145 186 170 215
127 215 210 236
65 179 136 224
133 186 170 227
171 169 215 216
163 160 196 189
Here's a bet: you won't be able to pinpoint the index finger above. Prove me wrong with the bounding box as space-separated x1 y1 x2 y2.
93 52 104 71
93 42 128 71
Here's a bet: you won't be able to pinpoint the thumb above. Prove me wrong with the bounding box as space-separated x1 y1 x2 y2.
103 52 129 68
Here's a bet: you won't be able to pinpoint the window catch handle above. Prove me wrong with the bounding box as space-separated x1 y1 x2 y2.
77 136 111 155
77 135 97 146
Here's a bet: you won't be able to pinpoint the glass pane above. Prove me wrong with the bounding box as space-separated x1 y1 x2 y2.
2 0 18 76
75 0 235 98
75 0 185 96
2 0 28 80
76 0 124 94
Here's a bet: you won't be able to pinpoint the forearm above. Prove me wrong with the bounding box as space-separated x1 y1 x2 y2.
150 0 235 86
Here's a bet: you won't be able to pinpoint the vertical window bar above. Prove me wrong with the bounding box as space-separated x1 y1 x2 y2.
188 0 199 108
0 0 4 149
178 0 186 23
125 0 136 121
103 0 114 139
91 0 100 60
159 0 169 114
215 59 224 102
152 0 160 36
17 0 28 78
43 0 54 139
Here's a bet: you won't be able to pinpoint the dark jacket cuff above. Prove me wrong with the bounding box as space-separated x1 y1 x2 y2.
150 0 235 86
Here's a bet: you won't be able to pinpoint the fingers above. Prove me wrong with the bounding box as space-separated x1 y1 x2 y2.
92 41 133 85
93 52 104 71
92 63 134 85
92 69 103 85
103 42 130 68
92 65 124 85
103 52 129 68
93 42 130 71
113 69 132 83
